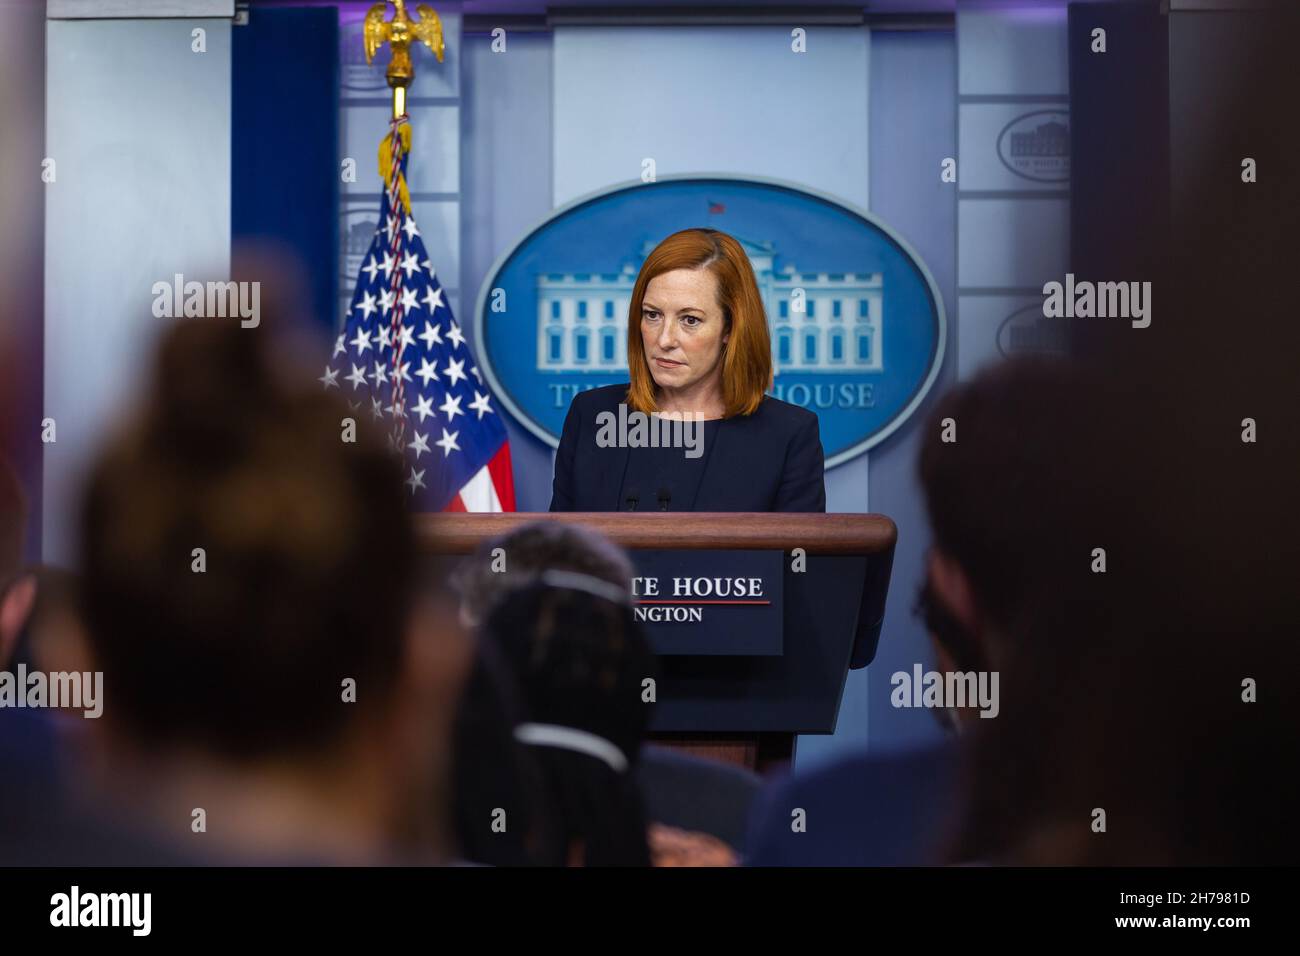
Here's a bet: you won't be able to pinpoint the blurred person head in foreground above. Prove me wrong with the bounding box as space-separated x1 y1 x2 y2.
76 309 470 864
952 8 1300 865
484 572 657 866
444 520 633 865
949 351 1300 864
915 354 1111 733
744 354 1109 868
449 521 735 866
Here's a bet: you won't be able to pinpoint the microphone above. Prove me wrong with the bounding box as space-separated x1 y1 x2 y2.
624 489 640 512
656 487 671 511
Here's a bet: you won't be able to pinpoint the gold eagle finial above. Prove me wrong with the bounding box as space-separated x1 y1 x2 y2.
363 1 445 116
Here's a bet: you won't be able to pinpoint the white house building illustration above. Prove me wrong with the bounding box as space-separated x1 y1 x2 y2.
536 237 884 374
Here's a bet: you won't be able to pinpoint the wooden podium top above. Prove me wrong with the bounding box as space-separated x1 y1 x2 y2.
417 512 896 556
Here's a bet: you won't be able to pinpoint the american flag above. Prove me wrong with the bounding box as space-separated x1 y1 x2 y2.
323 116 516 512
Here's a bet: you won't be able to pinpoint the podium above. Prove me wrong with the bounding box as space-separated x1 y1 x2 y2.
420 513 896 771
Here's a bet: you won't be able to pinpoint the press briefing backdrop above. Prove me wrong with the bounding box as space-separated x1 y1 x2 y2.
36 4 1023 768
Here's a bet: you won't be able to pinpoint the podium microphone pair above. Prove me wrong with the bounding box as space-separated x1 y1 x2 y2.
624 488 671 511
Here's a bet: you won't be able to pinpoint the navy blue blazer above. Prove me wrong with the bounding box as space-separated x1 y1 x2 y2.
549 383 826 512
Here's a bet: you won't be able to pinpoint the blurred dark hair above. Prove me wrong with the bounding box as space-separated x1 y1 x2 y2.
449 635 553 866
917 355 1118 668
483 576 657 866
912 577 981 676
78 318 415 761
450 520 634 628
952 6 1300 865
447 523 637 865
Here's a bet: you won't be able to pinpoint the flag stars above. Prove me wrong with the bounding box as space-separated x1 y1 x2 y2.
400 285 420 314
376 324 393 354
350 327 372 356
469 390 494 419
319 366 340 389
380 250 395 279
402 217 421 242
395 360 412 384
413 394 436 423
333 334 346 359
436 428 461 457
399 251 420 278
447 322 466 350
371 361 389 386
379 288 396 316
408 431 430 460
354 291 378 321
444 357 468 388
387 397 406 420
440 393 464 423
370 397 385 421
346 364 368 390
397 323 416 353
422 286 444 314
422 258 435 278
406 467 426 495
362 255 380 283
416 357 439 387
419 320 443 350
470 365 482 385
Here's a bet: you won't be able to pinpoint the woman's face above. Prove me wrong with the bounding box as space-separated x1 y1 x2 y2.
639 268 730 397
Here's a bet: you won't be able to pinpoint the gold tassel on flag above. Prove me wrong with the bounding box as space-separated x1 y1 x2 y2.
378 121 413 216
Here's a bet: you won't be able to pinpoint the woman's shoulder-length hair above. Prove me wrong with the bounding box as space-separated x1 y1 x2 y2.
625 228 773 417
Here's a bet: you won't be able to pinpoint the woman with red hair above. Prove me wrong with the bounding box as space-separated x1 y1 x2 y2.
550 228 825 513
